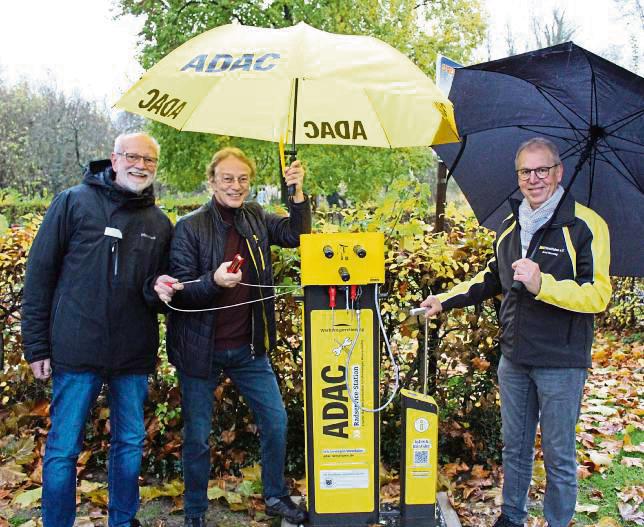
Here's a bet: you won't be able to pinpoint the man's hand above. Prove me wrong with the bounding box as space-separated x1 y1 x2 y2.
284 160 305 203
213 261 242 288
154 275 184 303
420 295 443 317
30 359 52 380
511 258 542 295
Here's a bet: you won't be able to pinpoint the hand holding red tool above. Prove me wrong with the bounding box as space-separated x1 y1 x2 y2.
227 254 245 273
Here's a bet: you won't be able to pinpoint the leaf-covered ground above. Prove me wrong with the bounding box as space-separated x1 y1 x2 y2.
1 332 641 527
442 332 644 527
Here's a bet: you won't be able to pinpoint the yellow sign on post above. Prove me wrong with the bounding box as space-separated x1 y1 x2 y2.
400 389 439 526
301 232 384 525
307 309 377 514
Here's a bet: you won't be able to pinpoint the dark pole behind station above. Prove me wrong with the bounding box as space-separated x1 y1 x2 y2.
434 161 448 233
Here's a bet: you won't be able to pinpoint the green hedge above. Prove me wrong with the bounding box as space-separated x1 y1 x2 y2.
1 192 640 483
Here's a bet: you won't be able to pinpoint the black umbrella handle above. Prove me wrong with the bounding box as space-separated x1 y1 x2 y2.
285 149 297 197
287 78 300 199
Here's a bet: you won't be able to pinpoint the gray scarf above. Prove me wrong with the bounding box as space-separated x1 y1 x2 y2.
518 185 564 257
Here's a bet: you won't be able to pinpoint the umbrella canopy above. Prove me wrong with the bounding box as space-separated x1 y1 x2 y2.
115 21 458 149
434 42 644 277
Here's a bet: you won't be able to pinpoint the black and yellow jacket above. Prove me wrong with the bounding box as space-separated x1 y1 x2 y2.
438 193 611 368
166 198 311 378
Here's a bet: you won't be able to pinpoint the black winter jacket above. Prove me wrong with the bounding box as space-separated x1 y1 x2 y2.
167 198 312 378
21 160 172 374
438 193 611 368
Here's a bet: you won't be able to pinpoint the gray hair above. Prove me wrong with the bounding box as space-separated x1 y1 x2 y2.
113 133 160 156
515 137 561 168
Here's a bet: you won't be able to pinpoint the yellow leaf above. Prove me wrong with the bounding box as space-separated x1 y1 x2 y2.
240 464 262 481
12 487 42 508
207 486 226 500
78 480 106 493
595 518 621 527
225 490 243 504
0 463 26 486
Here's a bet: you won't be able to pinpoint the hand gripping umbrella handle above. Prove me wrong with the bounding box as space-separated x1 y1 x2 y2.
511 280 524 293
285 149 297 197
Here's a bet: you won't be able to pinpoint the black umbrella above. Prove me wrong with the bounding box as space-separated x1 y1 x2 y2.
433 42 644 277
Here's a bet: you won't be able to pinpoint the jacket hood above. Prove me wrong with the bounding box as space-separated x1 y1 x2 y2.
83 159 156 208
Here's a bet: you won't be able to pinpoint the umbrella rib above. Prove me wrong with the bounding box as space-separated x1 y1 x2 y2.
604 134 644 149
534 85 590 128
173 78 225 133
517 125 586 144
557 136 643 193
589 52 599 129
516 124 587 133
594 142 644 194
604 108 644 136
362 88 395 148
479 185 521 226
600 143 644 155
469 123 580 138
518 127 590 162
468 68 590 127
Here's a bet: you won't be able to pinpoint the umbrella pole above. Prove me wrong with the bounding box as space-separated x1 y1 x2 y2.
285 78 299 198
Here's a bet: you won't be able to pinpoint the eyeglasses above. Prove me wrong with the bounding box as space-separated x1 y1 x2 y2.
516 164 560 181
116 152 158 168
217 175 250 186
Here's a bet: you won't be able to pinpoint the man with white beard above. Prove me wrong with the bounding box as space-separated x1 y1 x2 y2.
22 132 180 527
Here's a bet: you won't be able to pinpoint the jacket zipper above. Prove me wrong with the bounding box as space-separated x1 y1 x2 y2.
252 236 270 349
111 240 119 277
246 237 270 352
253 234 266 271
49 295 63 343
250 312 255 357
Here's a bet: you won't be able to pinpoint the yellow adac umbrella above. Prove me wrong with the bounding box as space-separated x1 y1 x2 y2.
115 22 459 152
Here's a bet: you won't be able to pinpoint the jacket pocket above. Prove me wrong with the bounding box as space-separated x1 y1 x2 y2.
126 235 160 288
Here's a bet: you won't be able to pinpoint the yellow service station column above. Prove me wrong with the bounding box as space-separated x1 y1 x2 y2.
300 232 384 527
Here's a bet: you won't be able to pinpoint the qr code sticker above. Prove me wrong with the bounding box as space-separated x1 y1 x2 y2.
414 450 429 466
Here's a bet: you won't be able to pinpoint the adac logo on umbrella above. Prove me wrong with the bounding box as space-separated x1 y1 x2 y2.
304 121 368 141
180 52 281 73
138 89 187 120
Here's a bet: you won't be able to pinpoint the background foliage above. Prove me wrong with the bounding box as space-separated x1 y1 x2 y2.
1 187 641 487
0 78 127 197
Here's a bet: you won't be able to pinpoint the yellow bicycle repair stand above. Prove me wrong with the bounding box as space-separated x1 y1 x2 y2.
300 232 438 527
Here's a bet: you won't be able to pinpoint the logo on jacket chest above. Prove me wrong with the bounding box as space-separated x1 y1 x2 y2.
539 245 565 257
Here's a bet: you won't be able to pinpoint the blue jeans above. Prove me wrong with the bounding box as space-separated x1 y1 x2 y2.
498 355 587 527
42 371 148 527
179 345 288 518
